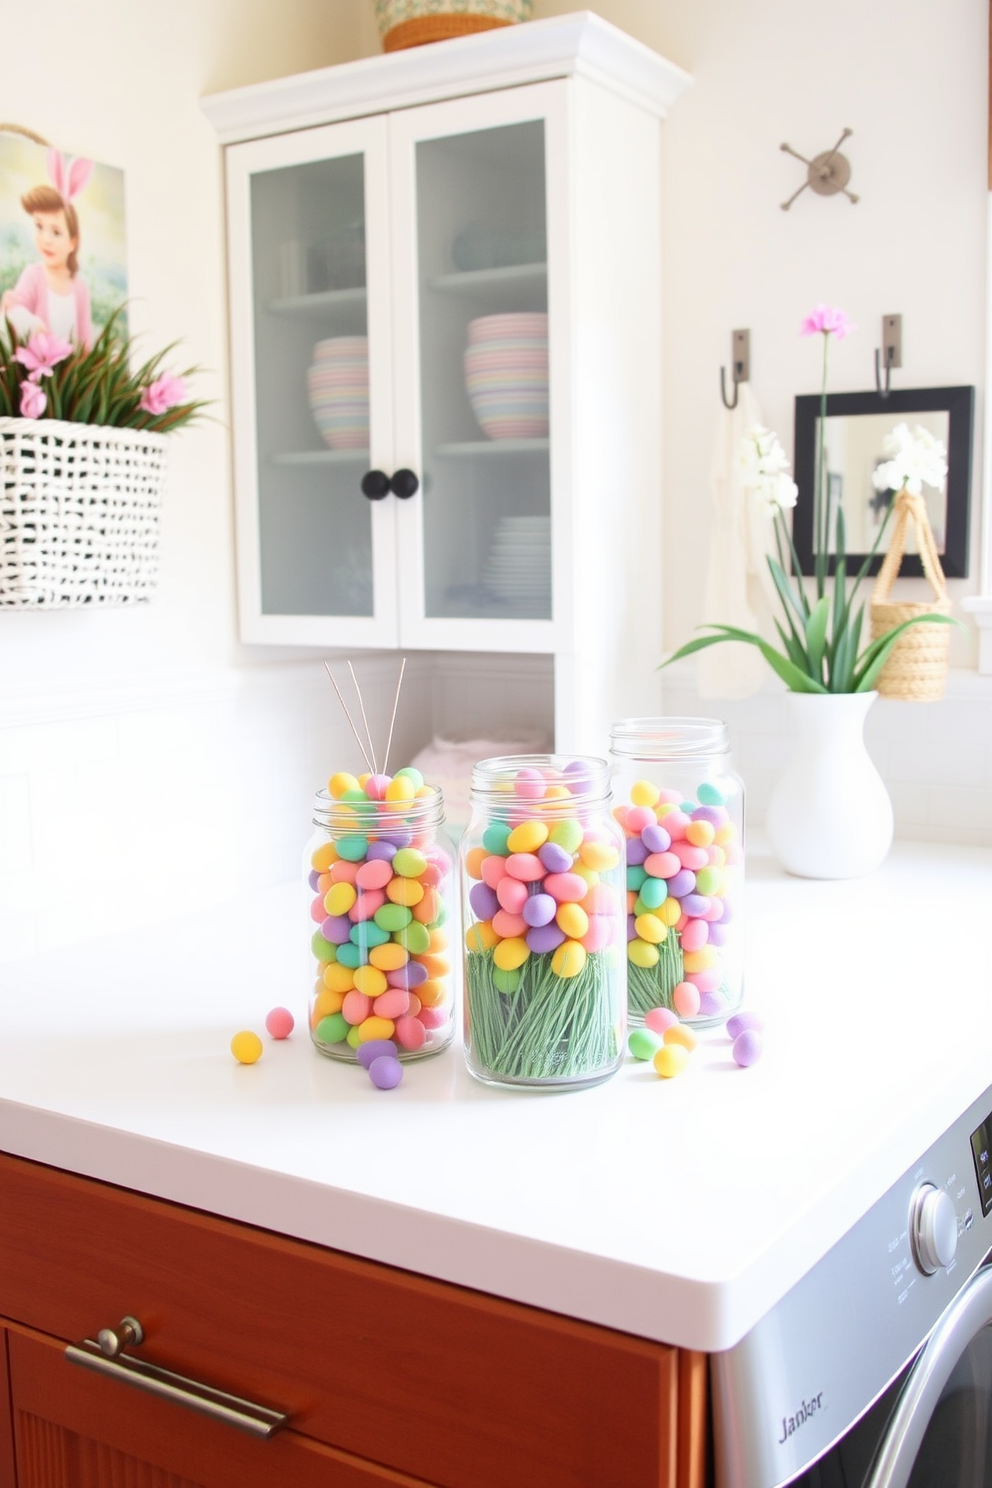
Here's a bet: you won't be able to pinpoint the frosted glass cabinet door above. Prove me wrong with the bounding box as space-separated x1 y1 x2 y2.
226 119 398 646
389 84 566 653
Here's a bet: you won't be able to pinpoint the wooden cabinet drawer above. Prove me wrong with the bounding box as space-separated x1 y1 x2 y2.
0 1153 705 1488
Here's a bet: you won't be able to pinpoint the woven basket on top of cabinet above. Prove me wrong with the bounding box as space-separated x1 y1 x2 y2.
0 415 168 608
375 0 533 51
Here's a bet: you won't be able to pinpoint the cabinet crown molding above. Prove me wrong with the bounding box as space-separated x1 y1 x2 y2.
200 9 692 143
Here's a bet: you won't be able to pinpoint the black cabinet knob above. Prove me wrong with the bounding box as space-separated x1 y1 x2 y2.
361 469 391 500
390 468 420 500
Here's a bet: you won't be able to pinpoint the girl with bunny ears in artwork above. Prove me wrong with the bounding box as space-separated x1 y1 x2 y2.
1 149 94 348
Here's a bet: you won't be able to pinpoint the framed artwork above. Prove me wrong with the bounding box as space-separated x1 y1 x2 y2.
0 130 126 349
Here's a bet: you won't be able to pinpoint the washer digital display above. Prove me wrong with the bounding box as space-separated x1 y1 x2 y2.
971 1114 992 1217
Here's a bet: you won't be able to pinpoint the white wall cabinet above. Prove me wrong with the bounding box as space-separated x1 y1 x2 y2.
204 14 690 749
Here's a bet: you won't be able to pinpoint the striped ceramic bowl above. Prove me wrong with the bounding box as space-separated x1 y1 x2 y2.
307 338 370 450
464 313 548 440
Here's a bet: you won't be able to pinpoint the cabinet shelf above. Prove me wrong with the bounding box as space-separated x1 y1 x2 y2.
436 438 549 457
268 287 367 316
430 262 547 294
271 448 368 466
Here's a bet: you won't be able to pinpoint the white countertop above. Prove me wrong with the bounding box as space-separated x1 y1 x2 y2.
2 840 990 1353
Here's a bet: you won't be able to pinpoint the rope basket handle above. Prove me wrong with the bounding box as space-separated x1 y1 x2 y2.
870 487 948 605
0 123 51 146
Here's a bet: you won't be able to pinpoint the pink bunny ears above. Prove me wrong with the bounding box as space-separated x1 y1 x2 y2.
47 147 93 202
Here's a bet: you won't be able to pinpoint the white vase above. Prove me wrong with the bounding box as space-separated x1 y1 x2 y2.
765 691 893 879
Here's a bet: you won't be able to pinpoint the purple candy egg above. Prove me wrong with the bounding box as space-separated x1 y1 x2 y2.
640 822 671 854
469 882 500 921
681 893 710 918
522 892 557 928
356 1038 398 1069
626 838 649 866
626 913 637 942
527 923 566 953
367 840 397 862
732 1030 763 1068
386 961 429 989
379 831 412 849
320 914 353 945
539 841 574 874
667 869 696 898
368 1054 404 1089
308 869 322 891
691 805 728 827
698 990 726 1018
707 923 728 947
714 898 733 923
727 1010 765 1039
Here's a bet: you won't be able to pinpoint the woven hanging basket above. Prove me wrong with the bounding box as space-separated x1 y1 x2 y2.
869 487 952 702
375 0 533 51
0 416 168 609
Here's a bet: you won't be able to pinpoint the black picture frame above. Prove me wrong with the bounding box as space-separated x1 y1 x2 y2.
792 385 975 579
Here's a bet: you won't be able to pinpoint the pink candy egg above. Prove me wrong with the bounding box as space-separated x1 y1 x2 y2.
680 920 708 953
342 990 372 1025
419 1006 448 1030
492 909 528 938
625 805 656 833
672 981 701 1019
644 1006 679 1034
514 768 546 799
480 855 508 889
374 989 410 1021
265 1006 295 1039
350 890 385 921
643 851 680 879
394 1014 427 1050
356 858 394 890
496 876 529 913
542 871 587 903
505 852 546 882
580 915 614 952
732 1030 763 1067
364 774 391 800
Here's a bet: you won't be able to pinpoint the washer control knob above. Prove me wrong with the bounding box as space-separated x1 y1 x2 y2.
911 1184 958 1275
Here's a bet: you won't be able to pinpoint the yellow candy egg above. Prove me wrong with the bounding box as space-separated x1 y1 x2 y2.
369 942 409 971
556 902 589 939
634 913 667 945
659 898 682 927
551 940 587 978
682 946 718 974
630 779 661 808
324 881 357 917
230 1030 263 1065
653 1044 690 1079
686 819 716 848
357 1016 396 1042
579 840 620 872
310 841 339 871
627 938 659 968
664 1022 698 1052
571 863 599 887
323 963 356 993
353 965 388 998
494 937 531 971
386 877 425 907
385 775 416 802
310 989 344 1025
466 920 498 953
328 772 360 799
507 819 550 854
715 823 737 845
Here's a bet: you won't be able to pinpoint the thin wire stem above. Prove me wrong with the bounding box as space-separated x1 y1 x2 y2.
381 657 406 779
322 661 373 774
347 660 377 775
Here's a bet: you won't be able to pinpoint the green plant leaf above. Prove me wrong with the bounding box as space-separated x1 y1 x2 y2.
767 556 810 635
804 595 830 684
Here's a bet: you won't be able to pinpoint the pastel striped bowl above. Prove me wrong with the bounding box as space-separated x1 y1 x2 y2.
308 337 370 450
465 314 548 440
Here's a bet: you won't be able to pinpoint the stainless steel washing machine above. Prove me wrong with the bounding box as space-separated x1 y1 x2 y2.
712 1081 992 1487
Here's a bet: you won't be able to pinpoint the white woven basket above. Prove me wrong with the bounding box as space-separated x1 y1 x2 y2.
0 416 168 608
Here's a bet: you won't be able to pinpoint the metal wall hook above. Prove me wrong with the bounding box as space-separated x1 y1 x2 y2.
780 128 859 211
874 314 902 399
720 329 750 410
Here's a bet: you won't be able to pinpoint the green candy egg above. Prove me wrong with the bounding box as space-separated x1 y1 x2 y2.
311 931 338 963
482 822 512 856
336 834 370 862
697 782 725 806
392 847 428 878
695 866 722 895
315 1012 349 1044
626 865 647 892
346 1024 363 1049
395 921 431 954
628 1028 663 1061
493 967 521 993
638 877 668 910
341 788 370 804
394 766 424 789
548 818 583 853
375 903 413 932
350 921 390 949
335 942 362 969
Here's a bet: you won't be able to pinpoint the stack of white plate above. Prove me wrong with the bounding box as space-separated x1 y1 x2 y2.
483 515 551 605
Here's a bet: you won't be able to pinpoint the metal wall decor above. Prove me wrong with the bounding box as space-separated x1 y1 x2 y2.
780 128 859 211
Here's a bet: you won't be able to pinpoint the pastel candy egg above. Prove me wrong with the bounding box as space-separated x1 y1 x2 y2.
629 779 661 808
644 851 681 879
311 932 338 963
627 938 659 969
346 1025 363 1049
394 766 425 789
733 1030 763 1067
551 940 587 978
507 819 550 854
661 810 691 839
357 1015 396 1043
579 840 620 872
626 838 649 866
664 1022 697 1051
387 877 424 907
373 990 410 1022
363 773 391 800
328 771 360 799
708 923 728 947
493 967 521 992
465 921 498 954
697 781 725 806
667 869 696 899
336 834 370 862
394 1015 427 1051
539 841 574 874
350 891 386 923
367 840 397 863
392 847 428 878
312 988 344 1021
496 876 529 914
230 1030 263 1064
493 937 530 970
374 903 414 934
469 882 500 921
353 965 388 997
556 902 589 939
480 854 509 889
692 804 728 827
581 915 613 952
625 805 656 833
323 963 355 992
505 852 546 882
526 923 566 953
513 767 546 799
699 991 726 1018
522 892 557 927
384 775 416 803
659 899 682 927
310 841 338 871
548 819 584 853
482 822 513 856
686 819 716 848
314 1012 349 1043
368 1055 404 1089
265 1007 295 1040
356 1037 398 1068
644 1006 679 1034
418 1005 449 1030
641 822 671 854
387 961 430 989
652 1044 690 1079
626 865 647 892
395 922 431 954
464 845 487 879
356 858 394 891
582 881 619 915
633 912 667 945
342 990 372 1025
727 1011 765 1039
320 914 352 945
685 969 721 994
329 860 360 885
680 893 711 919
628 1027 663 1060
493 909 528 939
680 919 709 953
671 841 709 871
324 881 357 917
694 866 722 896
637 877 667 910
544 871 589 903
672 981 701 1019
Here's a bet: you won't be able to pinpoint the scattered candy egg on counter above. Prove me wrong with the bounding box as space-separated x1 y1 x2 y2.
732 1029 763 1068
368 1054 404 1089
727 1011 765 1039
265 1007 295 1039
652 1043 690 1079
628 1027 663 1060
230 1030 263 1065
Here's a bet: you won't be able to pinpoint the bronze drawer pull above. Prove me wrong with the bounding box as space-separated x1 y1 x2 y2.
65 1318 288 1438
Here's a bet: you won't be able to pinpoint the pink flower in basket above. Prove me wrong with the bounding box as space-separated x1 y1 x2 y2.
19 379 47 419
139 373 187 416
14 330 72 379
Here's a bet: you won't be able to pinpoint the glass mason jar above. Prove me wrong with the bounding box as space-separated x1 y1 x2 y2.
460 755 626 1090
305 783 457 1061
609 718 745 1028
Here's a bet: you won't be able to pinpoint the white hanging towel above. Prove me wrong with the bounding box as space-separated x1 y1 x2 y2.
696 381 778 699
